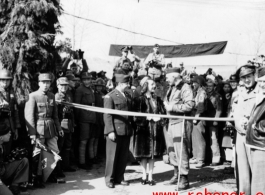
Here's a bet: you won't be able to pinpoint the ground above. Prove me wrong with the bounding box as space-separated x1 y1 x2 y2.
29 159 237 195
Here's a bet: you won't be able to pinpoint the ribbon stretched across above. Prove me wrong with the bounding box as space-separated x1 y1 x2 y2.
57 101 234 122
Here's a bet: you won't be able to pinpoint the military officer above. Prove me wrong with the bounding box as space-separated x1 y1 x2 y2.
55 77 76 173
163 67 194 190
25 73 64 187
206 79 222 166
0 69 20 154
233 64 257 195
190 76 208 168
104 72 132 188
74 72 96 170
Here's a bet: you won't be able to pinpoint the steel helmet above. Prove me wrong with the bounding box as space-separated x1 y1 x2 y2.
0 69 12 80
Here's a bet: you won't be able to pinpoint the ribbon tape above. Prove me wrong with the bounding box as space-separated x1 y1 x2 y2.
57 101 234 122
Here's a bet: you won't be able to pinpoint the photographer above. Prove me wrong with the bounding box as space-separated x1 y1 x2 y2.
61 49 89 77
144 44 165 80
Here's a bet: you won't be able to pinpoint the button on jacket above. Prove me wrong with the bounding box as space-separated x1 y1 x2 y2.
25 89 61 139
103 88 132 136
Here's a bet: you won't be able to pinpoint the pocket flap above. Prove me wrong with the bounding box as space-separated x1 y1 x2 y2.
37 103 46 107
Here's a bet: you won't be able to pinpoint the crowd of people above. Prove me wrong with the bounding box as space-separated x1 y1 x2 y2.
0 44 264 195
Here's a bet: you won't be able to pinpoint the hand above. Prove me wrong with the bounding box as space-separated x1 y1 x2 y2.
213 121 218 126
108 132 116 141
13 129 18 140
30 135 36 144
226 121 233 127
146 116 152 121
59 130 64 137
240 117 249 129
152 117 161 122
0 101 9 108
164 102 173 112
193 120 198 125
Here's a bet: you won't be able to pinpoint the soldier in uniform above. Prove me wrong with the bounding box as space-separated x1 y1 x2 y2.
190 76 207 168
0 128 29 195
74 72 96 170
0 69 20 154
163 68 194 190
25 73 64 187
104 72 132 188
144 44 165 80
232 64 257 195
114 46 133 73
206 79 222 166
94 78 105 161
55 77 76 173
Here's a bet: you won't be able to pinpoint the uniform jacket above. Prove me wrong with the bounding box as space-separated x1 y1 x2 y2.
0 88 20 133
164 81 194 124
25 89 61 139
0 145 6 178
103 88 132 136
74 85 96 124
94 90 104 126
144 53 165 69
55 91 75 133
246 96 265 148
234 84 257 135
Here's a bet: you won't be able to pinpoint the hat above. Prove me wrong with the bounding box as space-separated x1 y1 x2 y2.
229 74 238 82
0 69 12 80
65 73 75 80
165 67 181 74
180 62 184 66
95 78 105 86
121 46 129 52
192 76 205 86
154 44 160 48
57 77 69 86
236 64 256 78
90 71 97 79
257 67 265 78
132 78 140 87
223 80 231 86
39 73 52 81
81 72 92 79
216 74 223 80
115 74 130 83
73 77 80 81
190 73 198 79
206 79 215 85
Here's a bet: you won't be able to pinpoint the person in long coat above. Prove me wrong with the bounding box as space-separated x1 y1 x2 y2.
132 77 166 186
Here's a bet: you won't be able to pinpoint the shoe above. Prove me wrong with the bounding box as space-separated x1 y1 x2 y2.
115 180 130 186
195 161 205 168
175 175 189 191
9 185 21 195
141 178 147 185
223 167 234 174
189 158 197 164
64 167 76 172
210 162 219 166
47 175 57 183
148 180 156 186
106 182 115 188
32 176 45 189
164 175 178 185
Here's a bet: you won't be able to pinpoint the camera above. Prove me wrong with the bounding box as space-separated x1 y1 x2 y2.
72 49 84 59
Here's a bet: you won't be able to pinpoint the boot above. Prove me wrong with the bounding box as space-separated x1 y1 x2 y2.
32 154 45 188
175 175 189 191
164 175 178 185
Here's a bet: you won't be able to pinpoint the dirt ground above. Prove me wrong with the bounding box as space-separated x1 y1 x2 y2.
29 159 237 195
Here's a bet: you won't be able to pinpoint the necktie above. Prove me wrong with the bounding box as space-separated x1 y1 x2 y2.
167 86 173 101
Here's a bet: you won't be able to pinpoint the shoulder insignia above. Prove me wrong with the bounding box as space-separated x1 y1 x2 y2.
199 95 205 102
220 97 222 100
105 95 110 98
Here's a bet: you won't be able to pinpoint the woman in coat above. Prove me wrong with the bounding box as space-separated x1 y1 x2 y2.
132 77 166 186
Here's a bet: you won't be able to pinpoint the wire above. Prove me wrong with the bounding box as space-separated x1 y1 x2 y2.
225 52 257 56
62 11 184 45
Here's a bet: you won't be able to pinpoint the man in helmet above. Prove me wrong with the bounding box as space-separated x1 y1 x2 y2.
25 73 64 187
0 69 20 154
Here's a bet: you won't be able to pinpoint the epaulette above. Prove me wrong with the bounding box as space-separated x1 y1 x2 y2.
104 90 115 99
